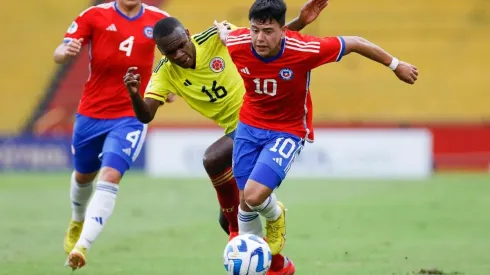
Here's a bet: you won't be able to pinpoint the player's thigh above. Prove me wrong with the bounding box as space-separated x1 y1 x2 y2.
232 122 269 190
102 117 147 175
72 114 108 174
251 133 305 189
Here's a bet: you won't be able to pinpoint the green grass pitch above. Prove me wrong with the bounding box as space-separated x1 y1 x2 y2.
0 172 489 275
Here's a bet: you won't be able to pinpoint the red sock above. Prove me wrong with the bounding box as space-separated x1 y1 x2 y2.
211 167 239 232
270 254 286 271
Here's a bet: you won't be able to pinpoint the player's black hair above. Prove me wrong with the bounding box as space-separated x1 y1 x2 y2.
248 0 287 27
153 17 185 39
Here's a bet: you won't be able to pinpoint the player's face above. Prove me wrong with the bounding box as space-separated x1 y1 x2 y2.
250 19 286 58
155 28 195 69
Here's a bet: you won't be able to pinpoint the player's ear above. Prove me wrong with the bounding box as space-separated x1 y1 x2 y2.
280 25 287 37
185 28 190 37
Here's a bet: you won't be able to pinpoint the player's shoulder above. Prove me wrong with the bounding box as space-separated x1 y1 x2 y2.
153 57 172 74
142 3 171 18
284 29 322 54
78 2 113 18
191 25 223 47
226 28 251 48
228 27 250 38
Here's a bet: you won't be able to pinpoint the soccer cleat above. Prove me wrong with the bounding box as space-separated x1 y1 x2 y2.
265 201 286 255
267 257 295 275
63 220 83 254
66 245 87 270
228 231 239 242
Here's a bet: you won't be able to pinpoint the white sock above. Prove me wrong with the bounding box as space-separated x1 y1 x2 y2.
238 207 264 237
248 193 282 221
75 181 119 250
70 172 94 222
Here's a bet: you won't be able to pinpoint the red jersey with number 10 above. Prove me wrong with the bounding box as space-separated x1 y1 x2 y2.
63 2 169 119
225 29 345 142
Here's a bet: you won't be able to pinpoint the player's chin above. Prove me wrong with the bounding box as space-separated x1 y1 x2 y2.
254 47 270 57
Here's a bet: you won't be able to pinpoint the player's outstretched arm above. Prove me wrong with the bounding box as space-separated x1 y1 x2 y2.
287 0 329 31
342 36 419 84
124 67 160 124
53 38 84 64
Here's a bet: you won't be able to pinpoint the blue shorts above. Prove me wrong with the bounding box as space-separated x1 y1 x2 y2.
232 121 305 190
71 114 147 175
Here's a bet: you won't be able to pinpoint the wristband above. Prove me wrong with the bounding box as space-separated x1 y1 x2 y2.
389 57 399 71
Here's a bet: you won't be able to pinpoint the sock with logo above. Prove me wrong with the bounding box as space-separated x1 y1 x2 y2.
211 167 240 233
74 181 118 250
70 172 93 222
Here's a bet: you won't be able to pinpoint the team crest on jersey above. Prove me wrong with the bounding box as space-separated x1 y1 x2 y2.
67 22 78 34
143 26 153 38
209 57 225 73
279 68 294 80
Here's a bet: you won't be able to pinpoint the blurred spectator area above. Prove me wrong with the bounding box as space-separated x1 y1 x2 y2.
0 0 489 135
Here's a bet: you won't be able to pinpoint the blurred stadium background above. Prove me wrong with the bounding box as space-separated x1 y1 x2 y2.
1 0 489 274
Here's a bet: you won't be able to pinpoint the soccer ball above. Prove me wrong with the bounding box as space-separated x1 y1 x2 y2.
223 234 272 275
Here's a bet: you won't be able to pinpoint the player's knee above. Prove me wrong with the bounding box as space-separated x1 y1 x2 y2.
243 180 272 207
75 171 98 184
202 150 225 174
98 167 123 184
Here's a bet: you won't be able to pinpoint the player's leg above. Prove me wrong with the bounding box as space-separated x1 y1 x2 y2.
232 123 265 238
68 118 147 269
65 115 106 254
245 134 304 256
203 131 240 238
233 125 298 274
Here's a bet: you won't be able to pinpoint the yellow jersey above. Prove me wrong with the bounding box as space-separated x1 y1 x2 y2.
145 24 244 134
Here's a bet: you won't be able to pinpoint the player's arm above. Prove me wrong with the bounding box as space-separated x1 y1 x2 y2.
124 67 161 124
286 0 328 31
54 8 92 64
342 36 418 84
308 35 418 85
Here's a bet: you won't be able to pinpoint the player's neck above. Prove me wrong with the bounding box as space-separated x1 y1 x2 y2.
267 46 282 58
115 2 142 18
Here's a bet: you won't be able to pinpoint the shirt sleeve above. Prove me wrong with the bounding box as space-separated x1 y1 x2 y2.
63 7 94 45
304 35 346 69
144 58 174 103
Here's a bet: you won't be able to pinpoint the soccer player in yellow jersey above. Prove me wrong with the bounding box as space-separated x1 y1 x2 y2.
124 1 327 274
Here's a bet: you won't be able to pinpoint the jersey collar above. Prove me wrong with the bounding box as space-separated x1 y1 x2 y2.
251 38 285 63
113 1 144 21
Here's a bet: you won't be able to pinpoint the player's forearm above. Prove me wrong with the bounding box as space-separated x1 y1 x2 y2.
53 44 71 64
286 16 306 32
130 93 154 124
343 36 394 67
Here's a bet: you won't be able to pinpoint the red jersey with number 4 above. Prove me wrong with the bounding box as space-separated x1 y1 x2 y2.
63 1 169 119
225 28 345 142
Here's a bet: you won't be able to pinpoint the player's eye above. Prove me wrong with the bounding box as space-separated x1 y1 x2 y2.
251 29 259 34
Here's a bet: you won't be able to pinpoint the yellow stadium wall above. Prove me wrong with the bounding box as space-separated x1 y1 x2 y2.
1 0 488 134
156 0 490 125
0 0 93 134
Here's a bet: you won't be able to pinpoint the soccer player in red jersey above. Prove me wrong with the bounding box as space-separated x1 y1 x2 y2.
53 0 170 270
215 0 418 266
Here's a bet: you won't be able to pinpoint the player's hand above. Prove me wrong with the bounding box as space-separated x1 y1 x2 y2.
213 20 230 45
394 61 418 84
64 38 84 57
299 0 329 26
124 67 141 95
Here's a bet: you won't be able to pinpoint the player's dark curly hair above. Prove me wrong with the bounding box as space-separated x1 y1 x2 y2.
153 17 184 39
248 0 287 27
